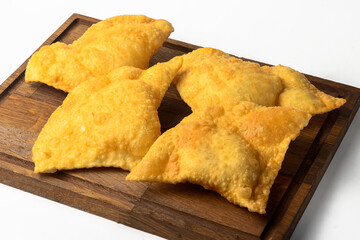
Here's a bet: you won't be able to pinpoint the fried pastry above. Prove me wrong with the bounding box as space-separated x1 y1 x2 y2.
32 57 182 173
261 65 346 114
174 48 345 114
126 102 311 214
25 15 174 92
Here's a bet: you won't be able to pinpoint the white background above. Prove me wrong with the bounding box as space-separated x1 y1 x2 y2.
0 1 359 239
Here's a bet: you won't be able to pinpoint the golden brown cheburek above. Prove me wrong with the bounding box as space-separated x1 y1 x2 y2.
32 57 182 173
25 15 174 92
127 102 311 214
174 48 345 115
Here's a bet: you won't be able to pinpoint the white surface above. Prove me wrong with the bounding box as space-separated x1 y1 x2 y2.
0 1 359 239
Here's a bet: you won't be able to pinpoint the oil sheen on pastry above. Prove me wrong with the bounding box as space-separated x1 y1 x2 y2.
25 15 174 92
32 57 182 173
126 102 311 214
174 48 345 114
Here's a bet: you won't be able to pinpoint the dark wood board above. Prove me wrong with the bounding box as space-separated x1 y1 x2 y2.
0 13 359 240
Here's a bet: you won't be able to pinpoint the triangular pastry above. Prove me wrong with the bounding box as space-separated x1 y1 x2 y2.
25 15 174 92
127 102 311 214
32 57 182 173
174 48 345 114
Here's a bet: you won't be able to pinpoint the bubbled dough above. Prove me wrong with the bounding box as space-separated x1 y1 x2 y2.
32 57 182 173
127 102 311 214
175 48 345 115
25 15 174 92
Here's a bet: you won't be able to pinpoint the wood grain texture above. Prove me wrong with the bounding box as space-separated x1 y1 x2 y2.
0 13 359 240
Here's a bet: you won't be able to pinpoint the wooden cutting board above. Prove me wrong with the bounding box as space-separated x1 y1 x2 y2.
0 14 359 240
